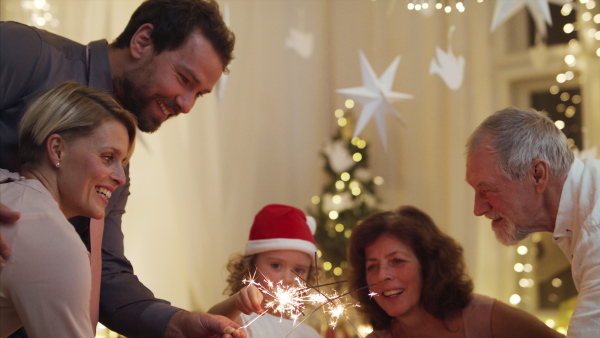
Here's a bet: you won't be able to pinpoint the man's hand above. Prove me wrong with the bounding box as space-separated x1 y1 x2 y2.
165 310 246 338
0 203 20 269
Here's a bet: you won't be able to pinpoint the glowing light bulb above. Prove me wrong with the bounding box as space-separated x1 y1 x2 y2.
514 263 524 272
564 23 575 34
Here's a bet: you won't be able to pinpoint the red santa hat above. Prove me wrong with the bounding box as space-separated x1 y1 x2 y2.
244 204 317 257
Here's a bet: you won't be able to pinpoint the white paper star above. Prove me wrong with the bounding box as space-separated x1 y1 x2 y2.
490 0 568 40
336 50 413 149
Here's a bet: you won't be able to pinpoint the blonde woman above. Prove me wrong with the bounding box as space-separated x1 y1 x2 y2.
0 82 136 337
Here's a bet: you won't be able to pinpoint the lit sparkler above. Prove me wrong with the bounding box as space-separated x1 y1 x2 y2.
241 266 378 337
242 269 315 323
293 278 377 333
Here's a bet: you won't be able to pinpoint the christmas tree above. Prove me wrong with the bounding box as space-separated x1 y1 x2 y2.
308 103 383 281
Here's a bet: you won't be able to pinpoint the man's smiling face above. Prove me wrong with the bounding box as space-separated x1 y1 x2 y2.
115 30 224 133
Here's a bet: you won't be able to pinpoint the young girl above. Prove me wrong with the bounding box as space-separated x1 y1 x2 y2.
209 204 322 337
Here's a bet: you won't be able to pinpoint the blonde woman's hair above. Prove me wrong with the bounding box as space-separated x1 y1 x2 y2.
19 82 137 170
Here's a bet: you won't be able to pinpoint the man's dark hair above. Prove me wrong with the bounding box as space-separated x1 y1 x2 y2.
112 0 235 73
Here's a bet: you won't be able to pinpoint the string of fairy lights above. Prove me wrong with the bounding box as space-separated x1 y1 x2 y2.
406 0 485 13
553 0 600 113
311 99 384 280
20 0 59 27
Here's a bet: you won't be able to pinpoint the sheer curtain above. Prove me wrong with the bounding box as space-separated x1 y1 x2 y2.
1 0 517 312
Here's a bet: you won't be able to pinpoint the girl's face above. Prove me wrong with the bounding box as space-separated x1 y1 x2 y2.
56 119 130 219
365 235 423 319
254 250 312 289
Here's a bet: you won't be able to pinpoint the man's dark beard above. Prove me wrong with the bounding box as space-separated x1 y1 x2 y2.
113 76 162 133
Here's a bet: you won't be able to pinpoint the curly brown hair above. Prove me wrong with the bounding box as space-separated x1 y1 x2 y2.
348 205 473 330
223 253 322 296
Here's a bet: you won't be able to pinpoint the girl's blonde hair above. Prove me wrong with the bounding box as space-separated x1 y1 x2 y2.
223 253 322 296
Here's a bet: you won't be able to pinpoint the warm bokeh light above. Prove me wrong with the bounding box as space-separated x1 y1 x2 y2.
552 278 563 288
564 54 576 67
514 263 524 272
517 246 528 255
341 172 350 181
332 195 342 204
509 294 521 305
344 229 352 238
563 23 575 34
565 106 576 118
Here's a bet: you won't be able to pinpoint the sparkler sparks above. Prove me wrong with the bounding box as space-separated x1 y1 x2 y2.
241 268 377 337
242 270 315 323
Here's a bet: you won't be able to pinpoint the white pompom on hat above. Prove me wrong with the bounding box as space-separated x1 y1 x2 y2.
244 204 317 257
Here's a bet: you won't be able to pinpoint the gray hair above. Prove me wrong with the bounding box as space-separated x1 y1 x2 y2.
19 82 137 171
466 107 574 181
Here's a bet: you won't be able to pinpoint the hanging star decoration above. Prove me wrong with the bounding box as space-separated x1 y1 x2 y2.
336 50 413 150
285 27 314 59
215 2 230 103
490 0 568 41
284 9 314 59
429 25 465 91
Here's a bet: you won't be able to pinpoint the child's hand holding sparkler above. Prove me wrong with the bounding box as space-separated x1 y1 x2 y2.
235 284 264 315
